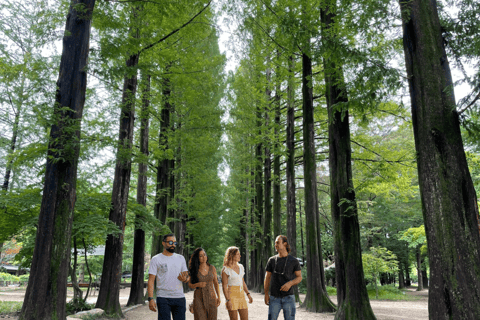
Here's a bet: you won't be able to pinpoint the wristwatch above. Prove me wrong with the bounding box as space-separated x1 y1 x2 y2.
148 297 155 302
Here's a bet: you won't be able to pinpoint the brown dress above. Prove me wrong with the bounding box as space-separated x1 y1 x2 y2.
193 265 217 320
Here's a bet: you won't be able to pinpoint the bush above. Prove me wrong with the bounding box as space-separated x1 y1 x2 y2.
326 286 337 296
66 298 94 316
0 272 20 282
0 301 22 315
19 274 29 285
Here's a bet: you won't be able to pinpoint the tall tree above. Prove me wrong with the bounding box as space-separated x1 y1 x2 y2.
127 74 151 306
96 37 140 317
320 2 376 319
300 45 336 312
20 0 96 318
399 0 480 318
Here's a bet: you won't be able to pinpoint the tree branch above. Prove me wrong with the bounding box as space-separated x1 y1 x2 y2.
139 0 212 55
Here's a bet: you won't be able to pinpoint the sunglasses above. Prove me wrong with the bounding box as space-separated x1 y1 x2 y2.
165 241 178 246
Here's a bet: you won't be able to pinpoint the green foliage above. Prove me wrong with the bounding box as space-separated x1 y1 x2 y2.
0 272 20 282
0 301 22 315
399 225 427 252
362 247 399 299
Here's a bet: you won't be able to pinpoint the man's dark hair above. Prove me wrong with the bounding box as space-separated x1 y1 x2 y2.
162 233 175 242
278 235 291 253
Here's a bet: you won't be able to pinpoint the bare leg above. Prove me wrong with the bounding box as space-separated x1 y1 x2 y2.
228 310 238 320
238 308 248 320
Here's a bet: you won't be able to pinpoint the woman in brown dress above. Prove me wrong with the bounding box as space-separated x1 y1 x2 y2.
188 248 221 320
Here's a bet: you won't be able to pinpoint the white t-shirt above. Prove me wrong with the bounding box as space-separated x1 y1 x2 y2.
149 253 188 298
222 263 245 289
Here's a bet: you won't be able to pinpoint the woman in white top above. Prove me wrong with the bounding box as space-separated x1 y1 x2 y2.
221 246 253 320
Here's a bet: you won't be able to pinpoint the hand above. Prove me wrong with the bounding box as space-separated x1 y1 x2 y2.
197 282 207 288
248 294 253 304
216 297 221 307
178 271 189 282
226 300 233 311
280 281 292 292
149 299 157 312
264 294 270 305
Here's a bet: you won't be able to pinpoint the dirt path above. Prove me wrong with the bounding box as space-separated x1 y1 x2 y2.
0 287 428 320
124 290 428 320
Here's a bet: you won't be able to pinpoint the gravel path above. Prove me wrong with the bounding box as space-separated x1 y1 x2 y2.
0 287 428 320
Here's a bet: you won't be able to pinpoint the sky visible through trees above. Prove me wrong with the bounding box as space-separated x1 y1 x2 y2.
1 0 480 319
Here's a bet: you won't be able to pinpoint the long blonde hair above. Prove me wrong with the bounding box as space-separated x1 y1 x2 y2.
223 246 239 267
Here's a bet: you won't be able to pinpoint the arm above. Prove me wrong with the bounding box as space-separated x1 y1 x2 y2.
212 266 221 306
188 275 207 289
264 271 272 305
280 270 302 291
148 274 157 312
221 269 232 310
177 271 190 283
243 278 253 303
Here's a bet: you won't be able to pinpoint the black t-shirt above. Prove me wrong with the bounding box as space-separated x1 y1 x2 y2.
265 254 301 297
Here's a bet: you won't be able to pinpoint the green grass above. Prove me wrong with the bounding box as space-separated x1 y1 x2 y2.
323 284 419 301
0 301 23 315
366 284 419 301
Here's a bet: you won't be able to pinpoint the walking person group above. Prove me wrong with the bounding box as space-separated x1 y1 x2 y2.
147 233 302 320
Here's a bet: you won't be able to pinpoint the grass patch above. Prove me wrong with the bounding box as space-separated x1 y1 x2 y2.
367 284 419 300
0 301 23 315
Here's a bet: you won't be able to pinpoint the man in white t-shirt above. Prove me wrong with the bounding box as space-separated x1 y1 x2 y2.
148 234 190 320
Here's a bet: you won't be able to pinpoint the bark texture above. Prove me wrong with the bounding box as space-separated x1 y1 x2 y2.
152 73 173 255
286 55 297 256
20 1 96 319
127 74 151 306
301 51 336 312
399 0 480 318
96 51 139 316
273 56 281 238
320 4 375 319
254 101 264 292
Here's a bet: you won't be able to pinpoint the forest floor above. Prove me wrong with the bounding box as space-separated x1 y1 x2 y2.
0 286 428 320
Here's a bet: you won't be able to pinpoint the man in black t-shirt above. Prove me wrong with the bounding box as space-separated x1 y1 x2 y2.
264 235 302 320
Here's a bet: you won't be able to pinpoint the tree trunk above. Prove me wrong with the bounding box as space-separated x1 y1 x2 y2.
70 237 83 301
416 246 423 291
244 177 250 283
249 169 256 289
320 4 375 319
299 200 305 265
273 50 281 238
300 51 336 312
399 0 480 318
20 1 95 319
398 262 405 289
152 72 173 255
2 76 24 191
285 54 300 303
127 74 150 307
264 58 273 262
254 99 264 292
406 265 411 287
422 268 428 289
96 50 139 316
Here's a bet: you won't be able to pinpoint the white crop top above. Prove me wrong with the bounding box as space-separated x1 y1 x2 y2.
222 263 245 288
